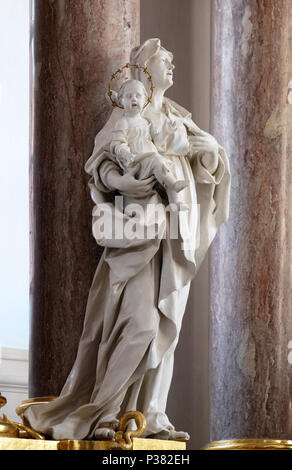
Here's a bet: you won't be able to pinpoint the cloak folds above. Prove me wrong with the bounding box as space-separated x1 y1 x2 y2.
23 99 230 440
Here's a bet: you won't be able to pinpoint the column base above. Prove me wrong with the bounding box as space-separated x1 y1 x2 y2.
203 439 292 450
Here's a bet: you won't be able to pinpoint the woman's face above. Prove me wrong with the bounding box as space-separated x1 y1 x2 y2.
147 50 175 90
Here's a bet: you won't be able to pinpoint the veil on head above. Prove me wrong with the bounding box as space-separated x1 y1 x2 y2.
130 38 173 86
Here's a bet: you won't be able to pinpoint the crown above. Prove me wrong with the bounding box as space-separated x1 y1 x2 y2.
107 63 154 109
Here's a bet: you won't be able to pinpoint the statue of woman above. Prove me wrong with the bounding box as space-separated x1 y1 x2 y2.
24 38 230 442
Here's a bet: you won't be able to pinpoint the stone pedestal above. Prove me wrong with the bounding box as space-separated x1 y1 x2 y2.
29 0 139 397
210 0 292 440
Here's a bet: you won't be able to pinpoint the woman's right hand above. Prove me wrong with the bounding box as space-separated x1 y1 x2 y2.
108 165 156 198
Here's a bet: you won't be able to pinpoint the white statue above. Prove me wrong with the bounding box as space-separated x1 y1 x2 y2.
23 38 230 442
110 79 188 201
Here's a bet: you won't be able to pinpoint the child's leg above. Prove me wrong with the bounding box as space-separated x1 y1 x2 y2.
151 158 188 193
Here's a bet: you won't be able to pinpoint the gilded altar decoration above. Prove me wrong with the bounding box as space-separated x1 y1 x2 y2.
16 396 58 417
4 394 146 448
0 393 45 440
203 439 292 451
0 394 185 450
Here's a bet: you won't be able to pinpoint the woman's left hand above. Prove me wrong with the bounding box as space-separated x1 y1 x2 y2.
191 134 219 174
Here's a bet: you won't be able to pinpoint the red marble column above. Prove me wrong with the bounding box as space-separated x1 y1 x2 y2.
30 0 140 397
210 0 292 440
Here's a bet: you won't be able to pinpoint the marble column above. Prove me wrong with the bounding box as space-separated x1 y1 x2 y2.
30 0 140 397
210 0 292 440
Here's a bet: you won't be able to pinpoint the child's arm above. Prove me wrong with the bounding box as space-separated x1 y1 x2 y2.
110 118 135 169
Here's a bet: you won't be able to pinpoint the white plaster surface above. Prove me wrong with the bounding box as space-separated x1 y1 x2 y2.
0 348 28 421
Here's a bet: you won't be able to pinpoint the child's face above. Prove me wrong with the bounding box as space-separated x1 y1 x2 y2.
120 82 146 113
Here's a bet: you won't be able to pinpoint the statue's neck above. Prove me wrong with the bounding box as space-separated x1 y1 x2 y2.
151 88 166 112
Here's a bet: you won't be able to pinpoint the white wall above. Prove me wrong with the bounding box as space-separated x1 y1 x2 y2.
0 0 29 420
0 1 30 350
141 0 212 450
0 347 28 421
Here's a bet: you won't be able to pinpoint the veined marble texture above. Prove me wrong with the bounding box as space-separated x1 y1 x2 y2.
210 0 292 440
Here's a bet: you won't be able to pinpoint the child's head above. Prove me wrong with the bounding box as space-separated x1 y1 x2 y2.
118 80 148 113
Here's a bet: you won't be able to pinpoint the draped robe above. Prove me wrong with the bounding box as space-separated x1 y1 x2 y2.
24 98 230 439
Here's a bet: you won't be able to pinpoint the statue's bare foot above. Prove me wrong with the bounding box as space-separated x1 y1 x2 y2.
94 422 117 441
168 430 190 441
149 429 190 442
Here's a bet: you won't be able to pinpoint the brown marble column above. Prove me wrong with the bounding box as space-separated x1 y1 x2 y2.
210 0 292 440
30 0 139 397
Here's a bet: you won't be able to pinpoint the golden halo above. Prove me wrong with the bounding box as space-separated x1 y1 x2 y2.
107 63 154 109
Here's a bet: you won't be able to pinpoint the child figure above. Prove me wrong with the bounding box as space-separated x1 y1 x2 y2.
110 79 188 199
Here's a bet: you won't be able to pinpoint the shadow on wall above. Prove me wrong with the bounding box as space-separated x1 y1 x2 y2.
141 0 193 111
141 0 211 451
